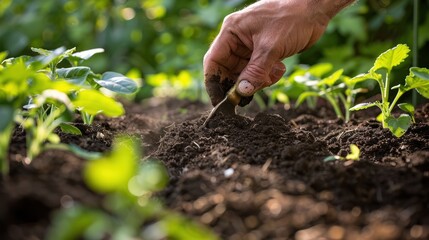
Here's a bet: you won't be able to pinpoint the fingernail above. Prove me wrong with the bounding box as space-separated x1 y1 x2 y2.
238 80 255 96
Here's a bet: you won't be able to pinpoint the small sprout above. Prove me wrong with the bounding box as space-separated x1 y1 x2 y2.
324 144 360 162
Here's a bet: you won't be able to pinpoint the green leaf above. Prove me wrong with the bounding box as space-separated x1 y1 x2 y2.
71 48 104 60
72 89 125 117
84 136 138 193
31 47 76 67
295 91 320 107
346 144 360 161
371 44 410 72
319 69 344 86
398 103 414 115
405 67 429 98
350 72 382 84
308 63 333 78
57 67 91 85
0 105 14 131
349 102 379 111
386 114 412 137
95 72 138 94
60 123 82 135
398 103 415 122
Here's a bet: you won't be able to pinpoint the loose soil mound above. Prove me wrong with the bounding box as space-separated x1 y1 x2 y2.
2 98 429 240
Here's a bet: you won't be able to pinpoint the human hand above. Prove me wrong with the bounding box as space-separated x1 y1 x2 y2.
203 0 354 106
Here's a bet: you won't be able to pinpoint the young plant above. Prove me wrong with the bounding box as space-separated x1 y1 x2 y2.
349 44 429 137
324 144 360 162
295 64 366 122
46 136 218 240
36 47 138 125
0 46 138 174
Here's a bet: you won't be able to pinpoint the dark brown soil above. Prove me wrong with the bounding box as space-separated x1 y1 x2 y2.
2 98 429 240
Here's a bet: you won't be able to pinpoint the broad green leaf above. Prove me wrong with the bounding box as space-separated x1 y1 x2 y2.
57 67 91 85
0 105 14 131
405 67 429 98
349 101 380 111
371 44 410 72
386 114 412 137
319 69 343 86
96 72 138 94
73 89 125 117
60 123 82 135
36 89 74 110
346 144 360 160
84 136 138 193
295 91 320 107
71 48 104 60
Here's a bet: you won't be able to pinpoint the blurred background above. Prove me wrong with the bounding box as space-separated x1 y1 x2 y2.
1 0 428 103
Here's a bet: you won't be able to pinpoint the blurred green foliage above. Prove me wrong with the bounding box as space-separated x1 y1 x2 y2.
1 0 428 102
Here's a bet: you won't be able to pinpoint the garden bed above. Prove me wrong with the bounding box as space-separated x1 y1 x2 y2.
2 98 429 240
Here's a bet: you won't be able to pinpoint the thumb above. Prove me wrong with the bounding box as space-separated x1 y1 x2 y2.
236 50 277 96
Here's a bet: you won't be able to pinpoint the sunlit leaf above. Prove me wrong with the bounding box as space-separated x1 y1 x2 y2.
371 44 410 72
72 48 104 60
405 67 429 98
346 144 360 160
84 136 138 193
72 89 124 117
319 69 343 86
350 72 382 84
308 63 333 78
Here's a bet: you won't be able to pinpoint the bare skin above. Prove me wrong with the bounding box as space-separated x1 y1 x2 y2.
204 0 356 106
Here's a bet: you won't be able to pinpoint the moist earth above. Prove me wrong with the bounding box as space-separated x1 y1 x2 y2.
2 98 429 240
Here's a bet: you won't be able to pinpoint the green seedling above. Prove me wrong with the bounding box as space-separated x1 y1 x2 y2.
0 46 138 174
295 63 366 122
47 136 218 240
324 144 360 162
349 44 429 137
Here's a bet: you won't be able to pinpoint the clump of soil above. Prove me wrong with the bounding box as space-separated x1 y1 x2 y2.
2 98 429 240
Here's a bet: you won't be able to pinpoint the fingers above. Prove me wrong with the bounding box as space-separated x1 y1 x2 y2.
236 47 284 96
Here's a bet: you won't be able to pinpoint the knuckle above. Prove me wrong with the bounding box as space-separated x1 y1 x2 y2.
245 63 269 79
222 12 240 26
